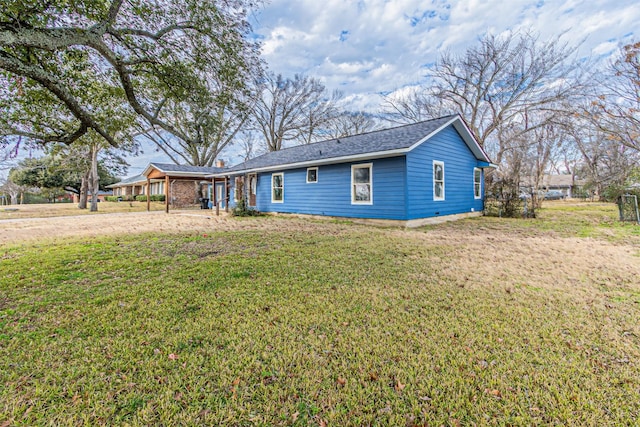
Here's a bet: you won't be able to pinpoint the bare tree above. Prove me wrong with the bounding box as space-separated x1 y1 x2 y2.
382 88 449 124
593 42 640 153
235 131 264 162
518 119 571 207
325 112 381 138
569 104 638 200
0 177 25 205
383 31 588 208
384 31 584 158
140 86 255 166
252 73 341 151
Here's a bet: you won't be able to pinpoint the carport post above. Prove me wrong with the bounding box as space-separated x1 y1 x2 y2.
146 178 150 211
165 175 170 214
225 177 229 213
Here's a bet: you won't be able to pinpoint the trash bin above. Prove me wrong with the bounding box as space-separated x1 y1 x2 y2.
200 198 209 209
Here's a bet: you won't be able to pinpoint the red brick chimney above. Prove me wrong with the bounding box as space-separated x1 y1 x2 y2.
215 159 225 168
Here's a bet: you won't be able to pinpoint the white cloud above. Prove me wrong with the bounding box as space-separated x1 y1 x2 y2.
252 0 638 113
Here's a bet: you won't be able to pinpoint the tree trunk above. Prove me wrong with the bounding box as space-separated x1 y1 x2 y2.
78 171 89 209
89 144 100 212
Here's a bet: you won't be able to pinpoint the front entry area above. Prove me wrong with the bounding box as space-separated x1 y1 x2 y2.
248 174 257 207
215 182 226 209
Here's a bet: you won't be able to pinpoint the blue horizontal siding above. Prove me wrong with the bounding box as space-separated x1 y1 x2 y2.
256 157 407 220
227 124 486 221
406 125 484 219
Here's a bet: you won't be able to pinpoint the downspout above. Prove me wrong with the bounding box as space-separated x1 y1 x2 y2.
146 178 151 212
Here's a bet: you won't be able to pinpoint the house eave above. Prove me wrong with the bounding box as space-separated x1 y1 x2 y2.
208 149 409 177
106 178 159 188
141 163 213 178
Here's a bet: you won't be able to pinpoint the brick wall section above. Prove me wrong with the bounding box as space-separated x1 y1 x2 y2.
170 180 199 207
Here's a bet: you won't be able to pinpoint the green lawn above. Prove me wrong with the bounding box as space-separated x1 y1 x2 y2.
1 202 639 425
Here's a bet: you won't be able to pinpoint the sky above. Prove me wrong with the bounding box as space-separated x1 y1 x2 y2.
251 0 638 111
156 0 638 174
5 0 638 179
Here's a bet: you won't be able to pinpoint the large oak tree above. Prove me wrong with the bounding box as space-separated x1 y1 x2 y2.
0 0 259 150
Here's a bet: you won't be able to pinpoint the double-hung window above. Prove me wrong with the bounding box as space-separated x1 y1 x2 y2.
473 168 482 199
351 163 372 204
272 173 284 203
433 161 444 201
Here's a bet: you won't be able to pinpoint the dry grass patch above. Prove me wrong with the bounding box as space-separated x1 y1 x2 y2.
0 201 168 220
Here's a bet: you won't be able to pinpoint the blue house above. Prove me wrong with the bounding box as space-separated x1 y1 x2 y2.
212 115 495 227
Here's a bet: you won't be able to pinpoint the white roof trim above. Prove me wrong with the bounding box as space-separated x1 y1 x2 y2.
208 149 408 177
141 163 212 178
106 178 163 187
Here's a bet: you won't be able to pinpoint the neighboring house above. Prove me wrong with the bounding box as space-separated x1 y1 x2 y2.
106 162 228 211
106 174 148 199
210 115 496 227
141 162 227 211
521 175 586 198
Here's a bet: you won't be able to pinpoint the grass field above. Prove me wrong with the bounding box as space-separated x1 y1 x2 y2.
1 202 639 425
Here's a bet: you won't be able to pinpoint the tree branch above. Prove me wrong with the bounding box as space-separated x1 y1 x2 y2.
0 53 117 146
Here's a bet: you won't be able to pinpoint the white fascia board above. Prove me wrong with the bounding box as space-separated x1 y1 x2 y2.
481 163 499 169
406 115 460 152
209 149 408 177
141 163 159 176
108 178 148 187
405 115 491 164
142 164 211 178
162 171 211 178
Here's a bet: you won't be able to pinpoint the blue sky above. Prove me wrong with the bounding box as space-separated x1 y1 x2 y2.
5 0 638 179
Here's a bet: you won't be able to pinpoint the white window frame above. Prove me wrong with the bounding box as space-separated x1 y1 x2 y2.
473 168 482 199
351 163 373 205
306 167 318 183
271 173 284 203
433 160 445 201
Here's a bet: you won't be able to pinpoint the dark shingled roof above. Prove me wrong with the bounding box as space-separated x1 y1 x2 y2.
106 174 146 187
222 115 485 175
148 163 226 174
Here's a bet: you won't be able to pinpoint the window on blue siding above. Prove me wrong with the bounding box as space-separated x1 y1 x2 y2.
351 163 372 204
272 173 284 203
306 167 318 183
433 161 444 201
474 168 481 199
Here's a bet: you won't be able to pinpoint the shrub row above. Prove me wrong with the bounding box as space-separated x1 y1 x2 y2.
104 195 165 202
135 195 166 202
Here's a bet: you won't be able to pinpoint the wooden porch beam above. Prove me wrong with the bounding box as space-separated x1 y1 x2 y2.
165 175 170 214
225 176 229 213
146 178 150 212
